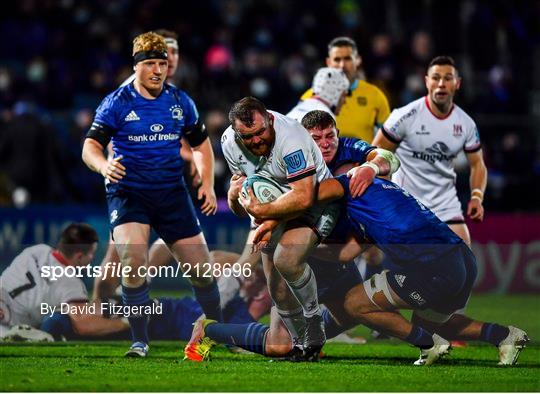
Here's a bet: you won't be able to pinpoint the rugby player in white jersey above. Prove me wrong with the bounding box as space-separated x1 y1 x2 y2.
287 67 349 122
217 96 338 359
0 223 128 340
372 55 487 246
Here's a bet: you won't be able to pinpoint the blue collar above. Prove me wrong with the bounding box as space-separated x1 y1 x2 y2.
350 79 359 91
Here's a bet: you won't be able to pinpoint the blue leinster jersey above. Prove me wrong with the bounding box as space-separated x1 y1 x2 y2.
92 83 199 190
336 175 463 265
328 137 375 173
325 137 375 243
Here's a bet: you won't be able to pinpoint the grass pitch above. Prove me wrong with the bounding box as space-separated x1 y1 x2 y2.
1 294 539 392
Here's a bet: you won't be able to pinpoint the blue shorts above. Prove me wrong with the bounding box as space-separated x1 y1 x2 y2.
309 258 364 304
106 184 201 244
386 244 477 314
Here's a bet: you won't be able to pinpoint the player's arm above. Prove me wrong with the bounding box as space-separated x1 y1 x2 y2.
466 149 487 222
92 259 121 301
68 302 129 337
247 177 344 221
347 148 400 197
82 126 125 183
372 128 399 152
317 178 345 203
190 137 217 216
242 174 316 220
227 174 248 217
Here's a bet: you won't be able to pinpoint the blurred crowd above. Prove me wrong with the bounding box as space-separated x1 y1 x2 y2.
0 0 539 211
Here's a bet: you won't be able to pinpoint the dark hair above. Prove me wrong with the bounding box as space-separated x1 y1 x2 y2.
301 110 336 131
57 223 98 257
155 29 178 40
427 55 458 73
228 97 269 131
328 36 358 54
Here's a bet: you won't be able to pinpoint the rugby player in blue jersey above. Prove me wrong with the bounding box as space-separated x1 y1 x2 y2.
82 32 221 358
253 170 529 365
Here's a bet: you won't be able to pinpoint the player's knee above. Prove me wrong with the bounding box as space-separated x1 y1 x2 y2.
344 284 379 317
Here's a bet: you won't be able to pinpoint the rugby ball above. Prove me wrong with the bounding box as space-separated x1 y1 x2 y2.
241 174 285 203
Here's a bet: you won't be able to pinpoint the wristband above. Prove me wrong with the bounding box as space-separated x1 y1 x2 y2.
471 195 483 202
360 162 380 176
471 188 484 196
374 148 400 174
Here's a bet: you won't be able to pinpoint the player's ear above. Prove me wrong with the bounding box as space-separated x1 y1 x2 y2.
325 57 332 67
335 127 340 137
456 77 462 91
354 54 362 68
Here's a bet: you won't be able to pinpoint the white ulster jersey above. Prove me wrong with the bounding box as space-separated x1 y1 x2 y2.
0 245 88 328
286 98 335 123
221 110 333 188
382 96 481 221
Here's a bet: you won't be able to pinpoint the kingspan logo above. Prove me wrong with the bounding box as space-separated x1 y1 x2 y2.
150 124 164 133
411 141 456 163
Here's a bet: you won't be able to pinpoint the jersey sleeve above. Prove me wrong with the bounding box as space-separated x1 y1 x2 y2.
281 129 316 182
344 138 376 163
381 107 412 143
221 130 243 175
300 88 314 101
182 94 200 129
182 93 208 147
86 94 120 146
463 122 482 153
374 88 391 126
51 277 88 305
93 94 121 130
335 174 351 194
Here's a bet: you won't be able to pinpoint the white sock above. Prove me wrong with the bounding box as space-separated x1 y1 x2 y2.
288 265 320 318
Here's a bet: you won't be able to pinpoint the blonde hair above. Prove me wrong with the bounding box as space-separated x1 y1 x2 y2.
132 32 168 56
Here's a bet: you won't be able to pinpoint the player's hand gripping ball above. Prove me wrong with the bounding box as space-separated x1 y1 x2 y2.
240 175 285 204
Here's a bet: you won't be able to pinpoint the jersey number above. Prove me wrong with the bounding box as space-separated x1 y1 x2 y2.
9 271 36 298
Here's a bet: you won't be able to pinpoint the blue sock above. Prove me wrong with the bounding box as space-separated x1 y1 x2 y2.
205 322 269 355
405 325 434 349
40 312 73 340
480 323 509 346
322 308 345 339
193 280 223 322
122 282 150 344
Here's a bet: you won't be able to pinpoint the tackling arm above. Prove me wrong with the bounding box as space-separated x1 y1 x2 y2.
69 302 129 337
243 174 316 220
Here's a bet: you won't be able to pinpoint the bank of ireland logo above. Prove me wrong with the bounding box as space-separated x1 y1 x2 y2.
170 104 183 120
150 124 164 133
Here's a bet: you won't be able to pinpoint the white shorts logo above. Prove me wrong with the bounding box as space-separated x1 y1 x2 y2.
394 274 406 287
110 210 118 223
410 291 426 306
